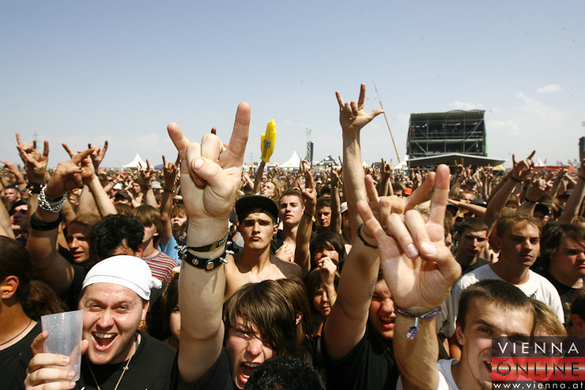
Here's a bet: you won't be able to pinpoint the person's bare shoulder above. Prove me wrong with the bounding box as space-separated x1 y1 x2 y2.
271 254 302 279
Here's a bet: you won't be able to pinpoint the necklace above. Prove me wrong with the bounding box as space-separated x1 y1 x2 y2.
0 319 32 346
87 338 137 390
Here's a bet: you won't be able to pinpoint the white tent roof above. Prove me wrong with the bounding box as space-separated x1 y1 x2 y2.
122 154 147 168
280 151 301 169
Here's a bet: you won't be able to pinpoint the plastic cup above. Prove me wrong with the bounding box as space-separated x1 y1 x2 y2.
41 310 84 381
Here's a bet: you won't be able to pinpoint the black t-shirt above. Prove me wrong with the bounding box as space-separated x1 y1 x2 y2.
1 322 42 390
321 322 399 390
75 331 177 390
192 348 235 390
539 269 579 324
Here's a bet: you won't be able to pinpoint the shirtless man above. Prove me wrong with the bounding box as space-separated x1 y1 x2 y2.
224 195 302 299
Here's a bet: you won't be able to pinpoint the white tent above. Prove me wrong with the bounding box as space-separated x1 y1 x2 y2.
122 154 147 169
280 151 301 170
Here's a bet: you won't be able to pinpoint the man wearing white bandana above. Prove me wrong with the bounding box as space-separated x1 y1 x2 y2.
24 256 177 389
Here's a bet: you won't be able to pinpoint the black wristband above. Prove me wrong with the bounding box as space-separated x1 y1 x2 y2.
28 182 43 194
509 176 522 183
30 212 63 231
180 248 228 271
357 224 378 249
186 232 229 252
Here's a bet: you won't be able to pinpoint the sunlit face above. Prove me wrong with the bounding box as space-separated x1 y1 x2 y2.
261 182 275 197
226 318 276 389
312 283 332 317
142 224 158 245
131 182 141 194
10 204 28 232
3 188 20 203
459 229 488 258
79 283 148 365
456 299 533 390
67 223 91 264
317 206 332 228
279 195 304 228
239 212 277 250
171 213 187 228
498 222 540 268
550 236 585 282
368 280 396 340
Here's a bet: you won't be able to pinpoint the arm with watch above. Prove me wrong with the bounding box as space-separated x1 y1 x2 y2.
25 148 94 296
168 103 250 385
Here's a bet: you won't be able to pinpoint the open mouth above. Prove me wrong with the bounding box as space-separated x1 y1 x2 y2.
484 360 492 374
239 362 260 385
380 316 395 329
92 332 117 351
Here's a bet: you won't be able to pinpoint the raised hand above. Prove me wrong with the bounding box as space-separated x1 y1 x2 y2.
46 148 95 198
336 83 384 133
88 140 109 171
162 154 180 191
511 150 536 181
167 102 250 242
16 134 49 184
357 165 461 313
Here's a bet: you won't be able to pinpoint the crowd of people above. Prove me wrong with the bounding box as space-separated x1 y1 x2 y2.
0 83 584 390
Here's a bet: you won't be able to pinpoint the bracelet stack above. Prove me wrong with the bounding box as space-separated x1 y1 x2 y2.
37 187 66 214
179 232 230 271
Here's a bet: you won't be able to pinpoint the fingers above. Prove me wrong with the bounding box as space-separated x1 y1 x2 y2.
357 83 366 109
512 154 517 166
405 172 435 211
526 150 536 160
62 143 74 158
167 122 191 174
364 175 379 204
222 102 250 168
102 140 109 154
31 330 49 355
16 132 22 146
71 148 94 165
146 159 151 171
174 154 180 167
162 155 167 167
386 213 419 259
43 140 49 158
357 200 401 260
404 210 435 257
428 165 449 227
335 91 344 108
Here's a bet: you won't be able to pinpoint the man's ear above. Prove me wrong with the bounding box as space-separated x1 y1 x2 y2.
1 276 19 299
273 223 278 236
141 301 150 321
135 244 144 257
455 323 466 346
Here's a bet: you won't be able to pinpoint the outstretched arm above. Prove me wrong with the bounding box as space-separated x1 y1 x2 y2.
560 153 585 223
26 149 95 296
358 164 461 390
294 160 316 277
170 103 249 385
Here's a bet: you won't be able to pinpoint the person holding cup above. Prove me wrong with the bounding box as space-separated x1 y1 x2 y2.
24 255 177 389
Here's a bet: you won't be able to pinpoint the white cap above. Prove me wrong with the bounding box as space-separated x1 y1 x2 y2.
340 202 348 214
82 256 162 300
113 183 122 190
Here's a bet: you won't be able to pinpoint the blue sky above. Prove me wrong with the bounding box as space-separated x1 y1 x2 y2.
1 1 584 168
